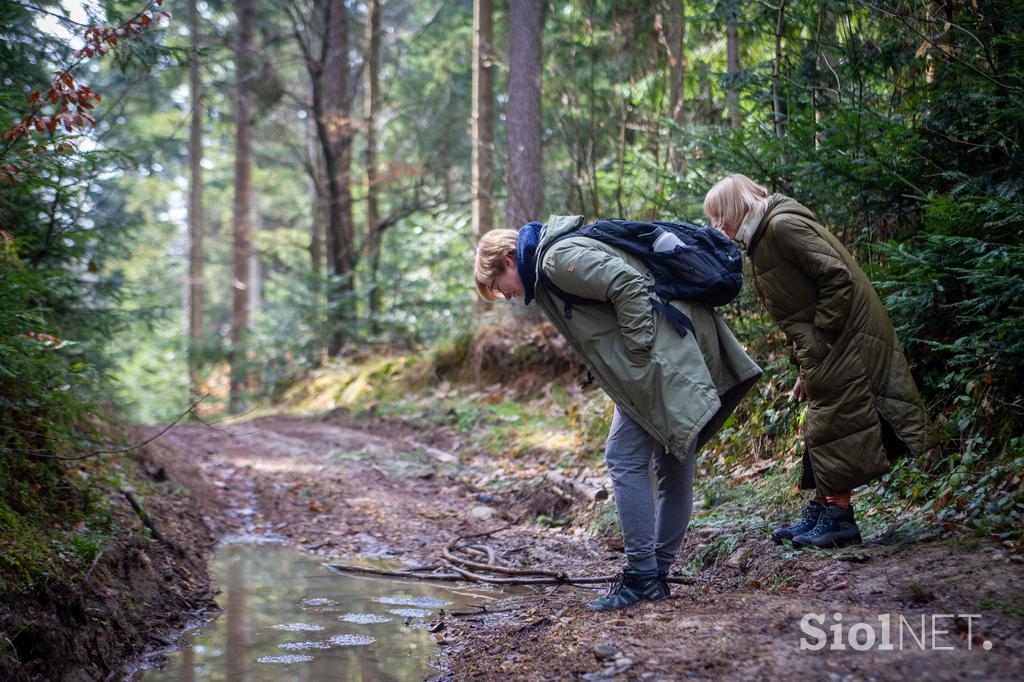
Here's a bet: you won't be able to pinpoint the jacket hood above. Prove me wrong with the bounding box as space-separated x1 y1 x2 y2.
534 214 586 288
538 215 586 250
760 194 820 229
749 195 818 253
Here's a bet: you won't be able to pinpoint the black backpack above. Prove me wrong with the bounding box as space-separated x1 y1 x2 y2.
537 219 743 338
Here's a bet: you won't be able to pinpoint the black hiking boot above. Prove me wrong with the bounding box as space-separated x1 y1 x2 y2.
586 568 669 612
771 500 826 545
792 503 862 549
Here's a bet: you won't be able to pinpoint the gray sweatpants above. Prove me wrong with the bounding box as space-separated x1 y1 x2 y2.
604 406 696 573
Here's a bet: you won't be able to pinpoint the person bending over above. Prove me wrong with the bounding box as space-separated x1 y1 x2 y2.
703 174 937 549
474 216 762 610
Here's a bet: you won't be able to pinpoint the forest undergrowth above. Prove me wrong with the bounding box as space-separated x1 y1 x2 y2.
280 315 1023 555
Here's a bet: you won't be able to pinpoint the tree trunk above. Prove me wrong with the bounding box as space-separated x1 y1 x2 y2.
365 0 383 334
813 0 837 148
230 0 254 413
505 0 544 230
317 0 355 356
472 0 495 312
249 190 262 317
772 0 787 142
655 1 686 173
726 9 740 128
187 0 204 401
306 82 326 366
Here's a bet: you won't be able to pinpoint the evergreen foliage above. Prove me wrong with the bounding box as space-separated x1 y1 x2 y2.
0 0 1021 538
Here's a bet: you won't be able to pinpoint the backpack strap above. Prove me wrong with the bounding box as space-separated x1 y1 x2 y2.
535 232 603 320
649 297 695 338
537 267 602 319
537 229 695 338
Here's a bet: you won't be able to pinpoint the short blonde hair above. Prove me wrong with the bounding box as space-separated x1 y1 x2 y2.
473 229 518 301
703 174 769 229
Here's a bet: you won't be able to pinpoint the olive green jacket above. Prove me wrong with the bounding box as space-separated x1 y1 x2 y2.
532 215 763 458
747 196 937 494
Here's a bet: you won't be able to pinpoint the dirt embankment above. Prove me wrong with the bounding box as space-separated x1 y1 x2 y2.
0 447 217 681
142 411 1024 681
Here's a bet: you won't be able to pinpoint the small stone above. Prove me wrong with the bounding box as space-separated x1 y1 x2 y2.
835 552 870 563
593 644 617 660
486 645 505 655
469 506 495 521
615 657 634 668
676 618 701 630
725 548 751 569
1010 555 1023 564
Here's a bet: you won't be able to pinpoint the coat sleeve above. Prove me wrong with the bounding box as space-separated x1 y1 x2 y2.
541 239 654 363
773 218 853 332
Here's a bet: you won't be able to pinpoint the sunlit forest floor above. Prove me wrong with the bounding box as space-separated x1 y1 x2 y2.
142 398 1024 680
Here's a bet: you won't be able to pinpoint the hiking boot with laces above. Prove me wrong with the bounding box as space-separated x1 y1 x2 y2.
792 503 862 549
586 568 669 612
771 500 826 545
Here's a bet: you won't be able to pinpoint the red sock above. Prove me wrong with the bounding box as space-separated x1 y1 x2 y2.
825 492 852 508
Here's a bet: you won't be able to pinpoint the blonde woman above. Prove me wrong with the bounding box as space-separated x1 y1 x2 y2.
474 217 761 609
703 174 937 548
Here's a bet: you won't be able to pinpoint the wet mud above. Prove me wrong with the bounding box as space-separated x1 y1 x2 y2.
138 413 1024 680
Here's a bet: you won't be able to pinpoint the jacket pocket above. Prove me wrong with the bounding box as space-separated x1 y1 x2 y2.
791 323 829 368
802 330 854 402
810 326 834 364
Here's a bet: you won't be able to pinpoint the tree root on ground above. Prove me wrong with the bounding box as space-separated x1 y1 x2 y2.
327 518 701 587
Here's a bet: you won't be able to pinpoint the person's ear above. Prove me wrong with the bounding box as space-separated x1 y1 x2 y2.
503 253 516 270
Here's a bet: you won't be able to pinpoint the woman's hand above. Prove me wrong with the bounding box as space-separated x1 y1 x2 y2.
792 377 807 402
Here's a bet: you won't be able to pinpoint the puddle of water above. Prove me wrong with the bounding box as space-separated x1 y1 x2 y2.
135 544 505 681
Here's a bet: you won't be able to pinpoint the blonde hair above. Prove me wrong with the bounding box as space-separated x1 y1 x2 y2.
473 229 519 301
703 174 770 229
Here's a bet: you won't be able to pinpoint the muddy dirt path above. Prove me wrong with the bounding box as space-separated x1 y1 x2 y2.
150 413 1024 681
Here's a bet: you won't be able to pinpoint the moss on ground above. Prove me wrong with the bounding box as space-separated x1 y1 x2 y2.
0 451 129 594
281 330 1022 546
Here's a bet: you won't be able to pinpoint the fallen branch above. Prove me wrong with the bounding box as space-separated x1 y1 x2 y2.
402 437 457 463
122 489 165 543
443 562 579 585
449 516 521 550
448 604 516 617
24 396 206 461
82 544 106 583
458 543 496 564
442 548 562 578
543 470 609 502
328 560 702 586
327 562 465 581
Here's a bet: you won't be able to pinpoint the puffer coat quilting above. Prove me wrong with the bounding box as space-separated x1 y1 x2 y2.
747 196 937 494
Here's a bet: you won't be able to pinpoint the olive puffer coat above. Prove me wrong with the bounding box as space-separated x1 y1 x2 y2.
532 215 763 459
747 196 937 494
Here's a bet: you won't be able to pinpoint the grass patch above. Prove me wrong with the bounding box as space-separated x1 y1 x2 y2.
682 531 742 574
281 331 1022 545
0 454 122 594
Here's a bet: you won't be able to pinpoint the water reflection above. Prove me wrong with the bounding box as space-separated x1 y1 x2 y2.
138 544 499 681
